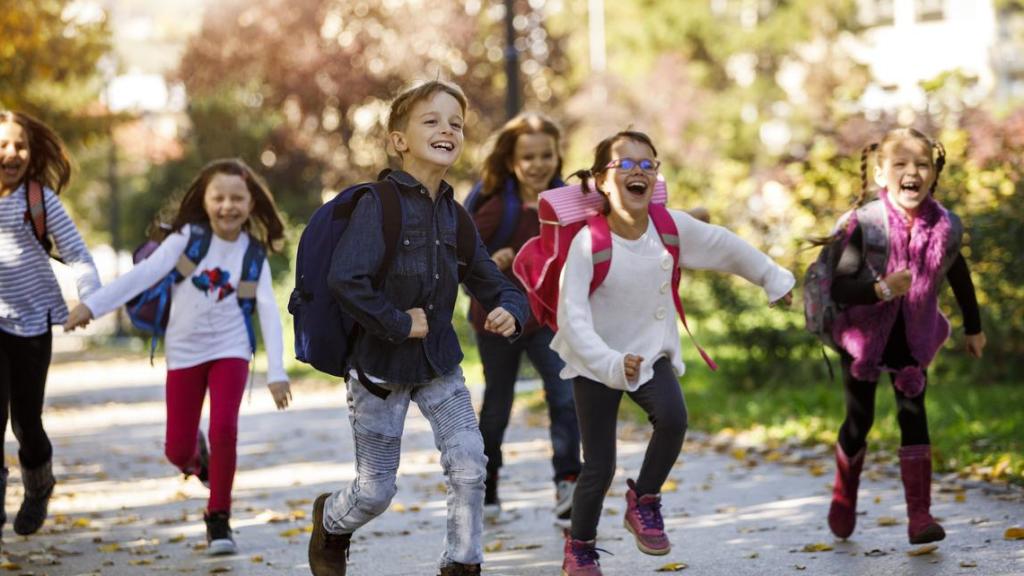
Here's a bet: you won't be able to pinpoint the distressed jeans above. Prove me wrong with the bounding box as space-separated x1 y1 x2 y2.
324 367 486 567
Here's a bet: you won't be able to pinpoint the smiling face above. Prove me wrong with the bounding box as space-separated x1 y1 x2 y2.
390 90 465 170
203 173 254 241
510 132 559 201
596 137 658 219
875 136 936 214
0 121 30 194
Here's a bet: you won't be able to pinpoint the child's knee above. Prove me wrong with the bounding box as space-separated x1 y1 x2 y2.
354 477 398 517
443 429 487 485
164 441 194 468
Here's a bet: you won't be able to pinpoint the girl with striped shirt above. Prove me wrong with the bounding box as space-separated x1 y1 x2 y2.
0 111 101 547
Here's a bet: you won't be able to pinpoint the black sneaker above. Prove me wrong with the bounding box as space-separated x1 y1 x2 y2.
204 510 236 556
308 493 351 576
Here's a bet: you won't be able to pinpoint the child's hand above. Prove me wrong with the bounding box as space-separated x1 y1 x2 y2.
687 207 711 223
484 307 517 337
769 291 793 308
882 269 912 298
623 354 644 384
63 304 94 332
491 247 515 271
268 381 292 410
406 308 428 338
965 332 986 359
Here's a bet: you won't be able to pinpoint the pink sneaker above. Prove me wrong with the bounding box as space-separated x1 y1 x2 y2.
623 478 670 555
561 537 604 576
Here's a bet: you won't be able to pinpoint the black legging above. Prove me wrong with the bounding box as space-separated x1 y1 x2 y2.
0 329 54 469
838 353 930 456
570 357 687 542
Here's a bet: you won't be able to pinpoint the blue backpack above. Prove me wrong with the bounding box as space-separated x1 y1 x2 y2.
289 174 477 378
127 223 266 362
464 180 522 254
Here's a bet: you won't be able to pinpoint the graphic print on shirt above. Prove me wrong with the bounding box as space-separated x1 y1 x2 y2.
192 268 235 302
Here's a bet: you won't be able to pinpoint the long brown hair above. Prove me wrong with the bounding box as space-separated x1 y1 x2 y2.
170 159 286 252
0 111 73 194
480 112 563 197
569 130 658 215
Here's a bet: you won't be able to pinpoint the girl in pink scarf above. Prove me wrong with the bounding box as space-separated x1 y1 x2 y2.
824 128 986 546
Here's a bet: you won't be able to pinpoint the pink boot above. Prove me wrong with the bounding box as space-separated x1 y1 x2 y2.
624 478 670 555
899 445 945 544
561 536 604 576
828 443 866 539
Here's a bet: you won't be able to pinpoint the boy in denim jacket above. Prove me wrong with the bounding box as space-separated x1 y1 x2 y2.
308 80 528 576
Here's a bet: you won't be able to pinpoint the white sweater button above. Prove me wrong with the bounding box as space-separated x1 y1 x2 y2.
661 257 672 271
655 307 667 320
660 281 670 294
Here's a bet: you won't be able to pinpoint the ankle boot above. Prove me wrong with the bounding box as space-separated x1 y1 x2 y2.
899 445 945 544
14 460 55 536
828 443 866 539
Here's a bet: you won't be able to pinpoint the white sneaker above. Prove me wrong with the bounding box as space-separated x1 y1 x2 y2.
554 478 576 521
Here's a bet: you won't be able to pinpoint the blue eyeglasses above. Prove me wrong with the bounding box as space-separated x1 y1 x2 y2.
604 158 661 173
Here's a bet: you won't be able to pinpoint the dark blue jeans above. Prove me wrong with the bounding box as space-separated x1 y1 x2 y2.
476 327 581 482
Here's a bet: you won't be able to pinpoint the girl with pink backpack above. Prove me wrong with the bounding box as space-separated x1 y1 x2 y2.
544 130 794 575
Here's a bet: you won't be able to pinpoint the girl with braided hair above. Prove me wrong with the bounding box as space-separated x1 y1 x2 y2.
824 128 986 545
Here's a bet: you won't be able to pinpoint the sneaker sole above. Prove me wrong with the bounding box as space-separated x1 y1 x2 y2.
623 518 671 556
207 538 237 556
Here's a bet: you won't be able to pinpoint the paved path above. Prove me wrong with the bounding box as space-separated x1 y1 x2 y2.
1 354 1022 575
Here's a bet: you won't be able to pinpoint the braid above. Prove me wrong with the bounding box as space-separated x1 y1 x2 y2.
857 142 878 208
931 140 946 194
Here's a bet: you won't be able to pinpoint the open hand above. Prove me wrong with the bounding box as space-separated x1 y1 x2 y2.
624 354 644 384
484 306 517 337
63 303 94 332
406 308 428 338
268 381 292 410
965 332 986 359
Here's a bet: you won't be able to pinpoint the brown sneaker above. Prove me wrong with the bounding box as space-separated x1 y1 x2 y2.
439 563 482 576
308 493 351 576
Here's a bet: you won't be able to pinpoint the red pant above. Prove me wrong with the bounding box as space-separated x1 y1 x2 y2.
164 358 248 513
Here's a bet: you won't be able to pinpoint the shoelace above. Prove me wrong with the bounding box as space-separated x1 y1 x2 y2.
571 543 613 566
637 498 664 531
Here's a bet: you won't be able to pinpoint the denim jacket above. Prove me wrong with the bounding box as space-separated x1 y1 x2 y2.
327 170 528 385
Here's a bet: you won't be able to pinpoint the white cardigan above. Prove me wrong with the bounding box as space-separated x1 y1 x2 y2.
550 209 794 391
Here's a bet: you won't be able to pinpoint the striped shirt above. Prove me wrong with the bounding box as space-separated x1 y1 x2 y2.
0 183 101 337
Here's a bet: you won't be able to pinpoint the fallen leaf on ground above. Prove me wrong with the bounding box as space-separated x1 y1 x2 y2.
960 560 977 568
1005 527 1024 540
210 568 232 573
864 549 887 557
955 491 966 503
877 516 900 526
801 543 833 552
907 544 938 556
484 540 503 552
251 555 264 563
662 479 679 492
655 562 688 572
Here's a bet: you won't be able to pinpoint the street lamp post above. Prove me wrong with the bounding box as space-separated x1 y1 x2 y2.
505 0 521 119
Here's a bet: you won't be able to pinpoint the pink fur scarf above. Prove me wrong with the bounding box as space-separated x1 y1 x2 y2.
832 189 954 397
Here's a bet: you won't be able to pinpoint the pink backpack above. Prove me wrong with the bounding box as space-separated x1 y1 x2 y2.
512 180 717 370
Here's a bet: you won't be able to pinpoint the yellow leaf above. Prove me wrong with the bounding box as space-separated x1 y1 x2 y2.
655 562 688 572
807 464 826 477
877 516 900 526
992 457 1010 479
73 517 92 528
731 448 747 461
955 491 966 503
764 451 782 462
251 555 264 563
169 534 186 543
0 562 20 570
98 543 122 553
279 528 303 538
484 540 503 552
1004 527 1024 540
391 503 407 513
801 543 833 552
662 479 679 493
907 544 938 556
874 496 882 504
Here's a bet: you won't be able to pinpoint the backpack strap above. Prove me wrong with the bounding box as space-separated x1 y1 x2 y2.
236 238 267 355
586 214 612 294
24 181 53 254
175 223 214 281
855 200 889 281
454 202 477 282
465 180 523 255
649 205 717 371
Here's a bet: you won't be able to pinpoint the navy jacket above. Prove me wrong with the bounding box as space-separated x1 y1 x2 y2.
327 170 528 384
